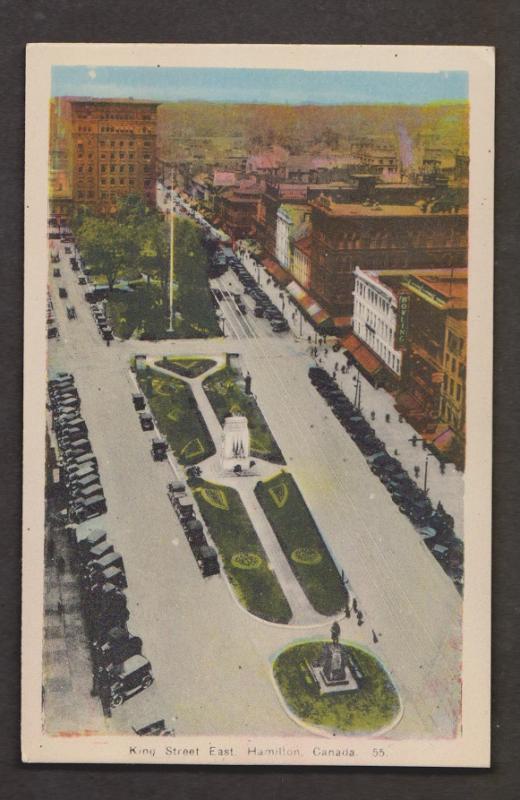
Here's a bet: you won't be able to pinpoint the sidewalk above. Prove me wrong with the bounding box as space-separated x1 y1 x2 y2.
43 521 106 735
236 244 463 537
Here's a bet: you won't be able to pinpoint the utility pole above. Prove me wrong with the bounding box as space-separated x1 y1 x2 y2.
424 453 430 494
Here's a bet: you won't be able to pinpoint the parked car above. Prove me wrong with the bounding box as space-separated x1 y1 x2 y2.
78 275 87 285
105 654 154 708
151 437 168 461
59 287 68 298
66 305 77 319
53 267 61 278
139 412 154 431
70 493 107 523
271 319 289 332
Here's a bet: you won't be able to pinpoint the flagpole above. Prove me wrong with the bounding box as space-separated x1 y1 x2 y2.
168 194 174 331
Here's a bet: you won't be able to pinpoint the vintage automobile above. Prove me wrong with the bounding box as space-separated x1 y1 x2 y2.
53 267 61 277
131 392 146 411
151 437 168 461
167 481 186 503
138 411 154 431
78 275 87 285
106 654 154 708
271 319 289 333
173 495 195 524
197 545 220 577
77 528 107 553
85 540 114 564
59 287 68 298
66 304 77 320
70 493 107 523
184 518 206 549
94 626 143 669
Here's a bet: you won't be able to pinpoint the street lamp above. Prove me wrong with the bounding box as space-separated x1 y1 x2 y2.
424 453 430 494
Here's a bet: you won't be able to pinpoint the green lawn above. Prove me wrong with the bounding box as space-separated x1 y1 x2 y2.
156 356 217 379
189 477 292 624
105 218 222 340
203 367 285 464
255 472 346 616
273 641 400 734
137 367 215 465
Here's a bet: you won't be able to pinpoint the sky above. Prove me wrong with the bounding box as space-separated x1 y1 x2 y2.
51 66 468 106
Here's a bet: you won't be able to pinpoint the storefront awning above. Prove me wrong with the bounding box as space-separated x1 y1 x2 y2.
261 258 292 287
286 280 331 325
432 427 456 451
341 332 384 376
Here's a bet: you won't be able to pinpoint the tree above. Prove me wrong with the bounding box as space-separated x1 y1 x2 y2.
137 214 170 304
77 217 139 291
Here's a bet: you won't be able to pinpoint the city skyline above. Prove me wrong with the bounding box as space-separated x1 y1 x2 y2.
52 65 469 106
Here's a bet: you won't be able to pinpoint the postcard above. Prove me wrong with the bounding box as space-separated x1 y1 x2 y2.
22 43 494 766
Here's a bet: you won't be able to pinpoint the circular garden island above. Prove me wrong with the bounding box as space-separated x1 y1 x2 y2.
273 641 401 735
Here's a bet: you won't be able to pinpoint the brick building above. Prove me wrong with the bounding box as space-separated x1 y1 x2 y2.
50 97 160 215
309 196 468 316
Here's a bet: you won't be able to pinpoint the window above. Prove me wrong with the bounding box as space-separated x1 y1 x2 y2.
101 178 106 185
451 357 456 373
101 164 106 173
119 178 125 185
110 178 115 185
120 165 125 173
458 362 464 377
129 165 134 173
456 384 462 401
78 165 84 174
450 378 455 396
110 165 115 173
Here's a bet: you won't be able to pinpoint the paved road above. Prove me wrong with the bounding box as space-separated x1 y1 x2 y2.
46 219 462 741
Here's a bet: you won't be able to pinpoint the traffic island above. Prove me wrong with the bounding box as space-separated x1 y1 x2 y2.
203 366 285 464
137 367 215 465
189 477 292 624
155 356 217 379
255 472 346 616
272 640 401 736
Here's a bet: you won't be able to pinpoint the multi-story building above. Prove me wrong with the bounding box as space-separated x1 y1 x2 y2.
291 236 312 288
395 270 467 437
440 315 467 438
217 181 263 241
275 204 310 269
351 267 403 379
49 97 160 215
309 196 468 317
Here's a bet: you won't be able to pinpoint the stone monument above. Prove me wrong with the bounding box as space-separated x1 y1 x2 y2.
222 415 250 472
307 623 361 695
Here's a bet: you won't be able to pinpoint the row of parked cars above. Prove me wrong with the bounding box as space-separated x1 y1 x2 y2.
49 373 107 523
228 258 289 333
74 528 155 713
91 302 114 341
308 366 463 591
167 481 220 578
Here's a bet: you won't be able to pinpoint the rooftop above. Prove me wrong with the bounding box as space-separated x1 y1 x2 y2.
311 200 468 217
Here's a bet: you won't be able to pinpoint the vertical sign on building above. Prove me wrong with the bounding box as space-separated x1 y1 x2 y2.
395 292 410 349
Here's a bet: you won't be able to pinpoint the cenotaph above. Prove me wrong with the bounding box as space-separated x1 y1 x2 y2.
221 415 250 472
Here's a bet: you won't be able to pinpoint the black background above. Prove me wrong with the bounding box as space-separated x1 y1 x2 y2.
1 1 518 797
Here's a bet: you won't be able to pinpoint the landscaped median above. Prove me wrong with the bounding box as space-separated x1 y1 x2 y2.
255 472 346 616
137 367 215 465
272 641 401 735
189 477 292 624
155 356 217 379
203 366 285 464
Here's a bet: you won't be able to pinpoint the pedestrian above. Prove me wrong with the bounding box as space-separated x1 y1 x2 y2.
414 465 420 479
106 338 110 347
57 601 64 615
372 629 379 643
352 597 358 614
357 612 364 627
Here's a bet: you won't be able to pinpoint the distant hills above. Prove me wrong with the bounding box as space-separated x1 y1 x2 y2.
157 101 469 161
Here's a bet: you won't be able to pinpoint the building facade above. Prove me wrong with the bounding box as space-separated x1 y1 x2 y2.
291 236 312 288
309 197 468 316
440 315 467 436
50 98 159 215
352 268 403 377
275 204 310 270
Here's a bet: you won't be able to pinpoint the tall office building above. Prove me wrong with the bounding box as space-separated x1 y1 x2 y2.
49 97 160 216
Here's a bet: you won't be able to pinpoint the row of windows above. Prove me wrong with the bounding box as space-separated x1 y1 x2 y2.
444 352 465 378
353 319 401 374
447 331 464 356
440 399 461 429
355 280 392 315
354 300 394 344
99 125 154 134
442 375 463 401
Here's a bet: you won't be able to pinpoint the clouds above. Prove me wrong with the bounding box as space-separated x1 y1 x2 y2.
87 68 97 80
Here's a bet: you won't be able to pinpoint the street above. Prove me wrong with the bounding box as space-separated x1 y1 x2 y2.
44 195 462 741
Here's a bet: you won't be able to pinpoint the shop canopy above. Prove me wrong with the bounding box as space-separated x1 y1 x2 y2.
261 258 292 287
286 280 331 326
340 331 385 377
